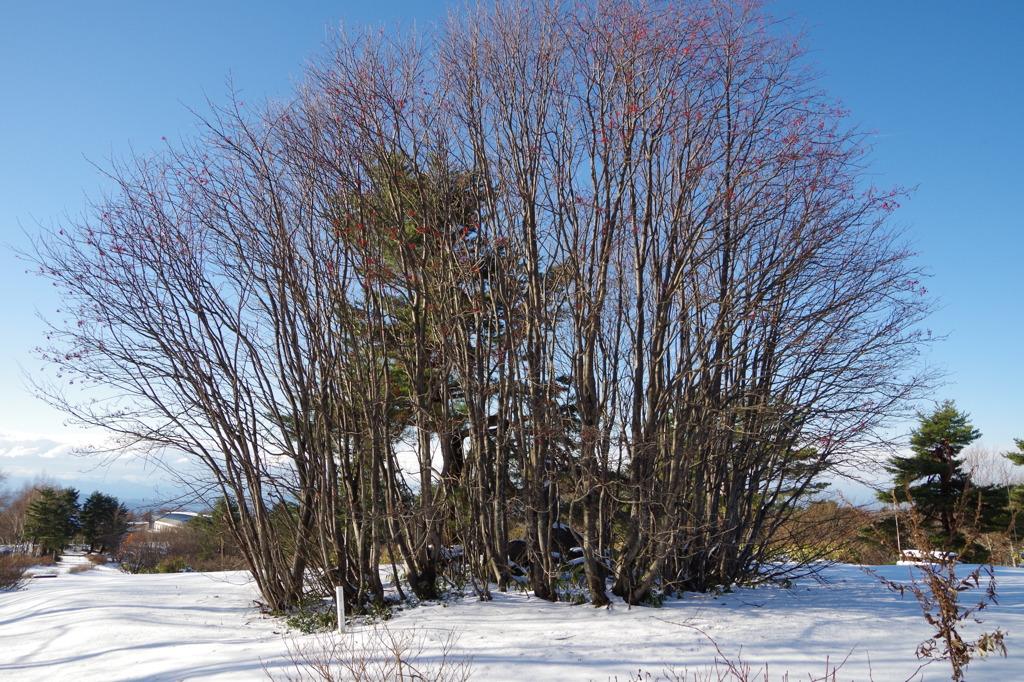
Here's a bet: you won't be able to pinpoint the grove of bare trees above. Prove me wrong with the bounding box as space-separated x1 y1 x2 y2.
27 0 934 610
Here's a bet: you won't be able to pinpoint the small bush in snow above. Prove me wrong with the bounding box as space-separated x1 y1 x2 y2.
266 624 472 682
0 553 33 590
283 595 338 634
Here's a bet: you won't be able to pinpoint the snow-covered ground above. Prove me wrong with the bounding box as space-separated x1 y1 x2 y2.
2 559 1021 681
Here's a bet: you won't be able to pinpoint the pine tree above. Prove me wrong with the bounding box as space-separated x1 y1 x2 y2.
881 401 981 545
80 491 130 554
1004 438 1024 467
1003 439 1024 518
23 486 80 559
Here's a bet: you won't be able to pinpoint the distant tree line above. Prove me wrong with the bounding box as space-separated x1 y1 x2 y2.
29 0 936 611
0 483 130 559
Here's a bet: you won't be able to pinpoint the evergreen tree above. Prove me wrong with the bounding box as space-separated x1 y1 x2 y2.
190 496 241 560
1004 438 1024 467
23 486 80 559
881 401 980 541
79 491 130 554
879 401 1010 558
1003 439 1024 517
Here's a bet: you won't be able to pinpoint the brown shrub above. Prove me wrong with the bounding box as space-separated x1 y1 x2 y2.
973 531 1023 567
69 563 93 574
117 525 247 574
0 553 34 590
117 531 167 573
769 500 885 564
87 554 109 565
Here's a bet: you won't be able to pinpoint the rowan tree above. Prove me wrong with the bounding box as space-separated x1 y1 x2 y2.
27 0 936 608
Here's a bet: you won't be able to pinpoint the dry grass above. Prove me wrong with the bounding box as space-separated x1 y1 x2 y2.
769 501 886 564
69 563 94 574
866 498 1008 681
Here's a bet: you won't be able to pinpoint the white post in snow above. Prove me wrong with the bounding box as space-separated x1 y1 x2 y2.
336 585 345 633
894 501 902 557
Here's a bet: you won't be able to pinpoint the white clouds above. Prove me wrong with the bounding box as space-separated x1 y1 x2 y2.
0 429 183 506
0 433 78 470
0 444 46 459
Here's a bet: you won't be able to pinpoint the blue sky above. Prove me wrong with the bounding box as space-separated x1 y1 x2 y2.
1 1 1021 505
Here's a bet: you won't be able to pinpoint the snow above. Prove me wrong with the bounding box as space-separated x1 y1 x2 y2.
2 560 1021 681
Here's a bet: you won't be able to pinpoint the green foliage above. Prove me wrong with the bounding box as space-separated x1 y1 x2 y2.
883 400 979 497
1004 438 1024 467
907 400 981 461
278 591 404 634
549 564 592 605
155 556 192 573
188 496 241 561
79 491 130 554
23 486 80 558
283 594 338 634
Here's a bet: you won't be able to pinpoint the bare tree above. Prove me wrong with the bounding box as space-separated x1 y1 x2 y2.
0 481 42 550
440 0 934 603
28 0 934 609
26 94 360 608
964 445 1024 489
